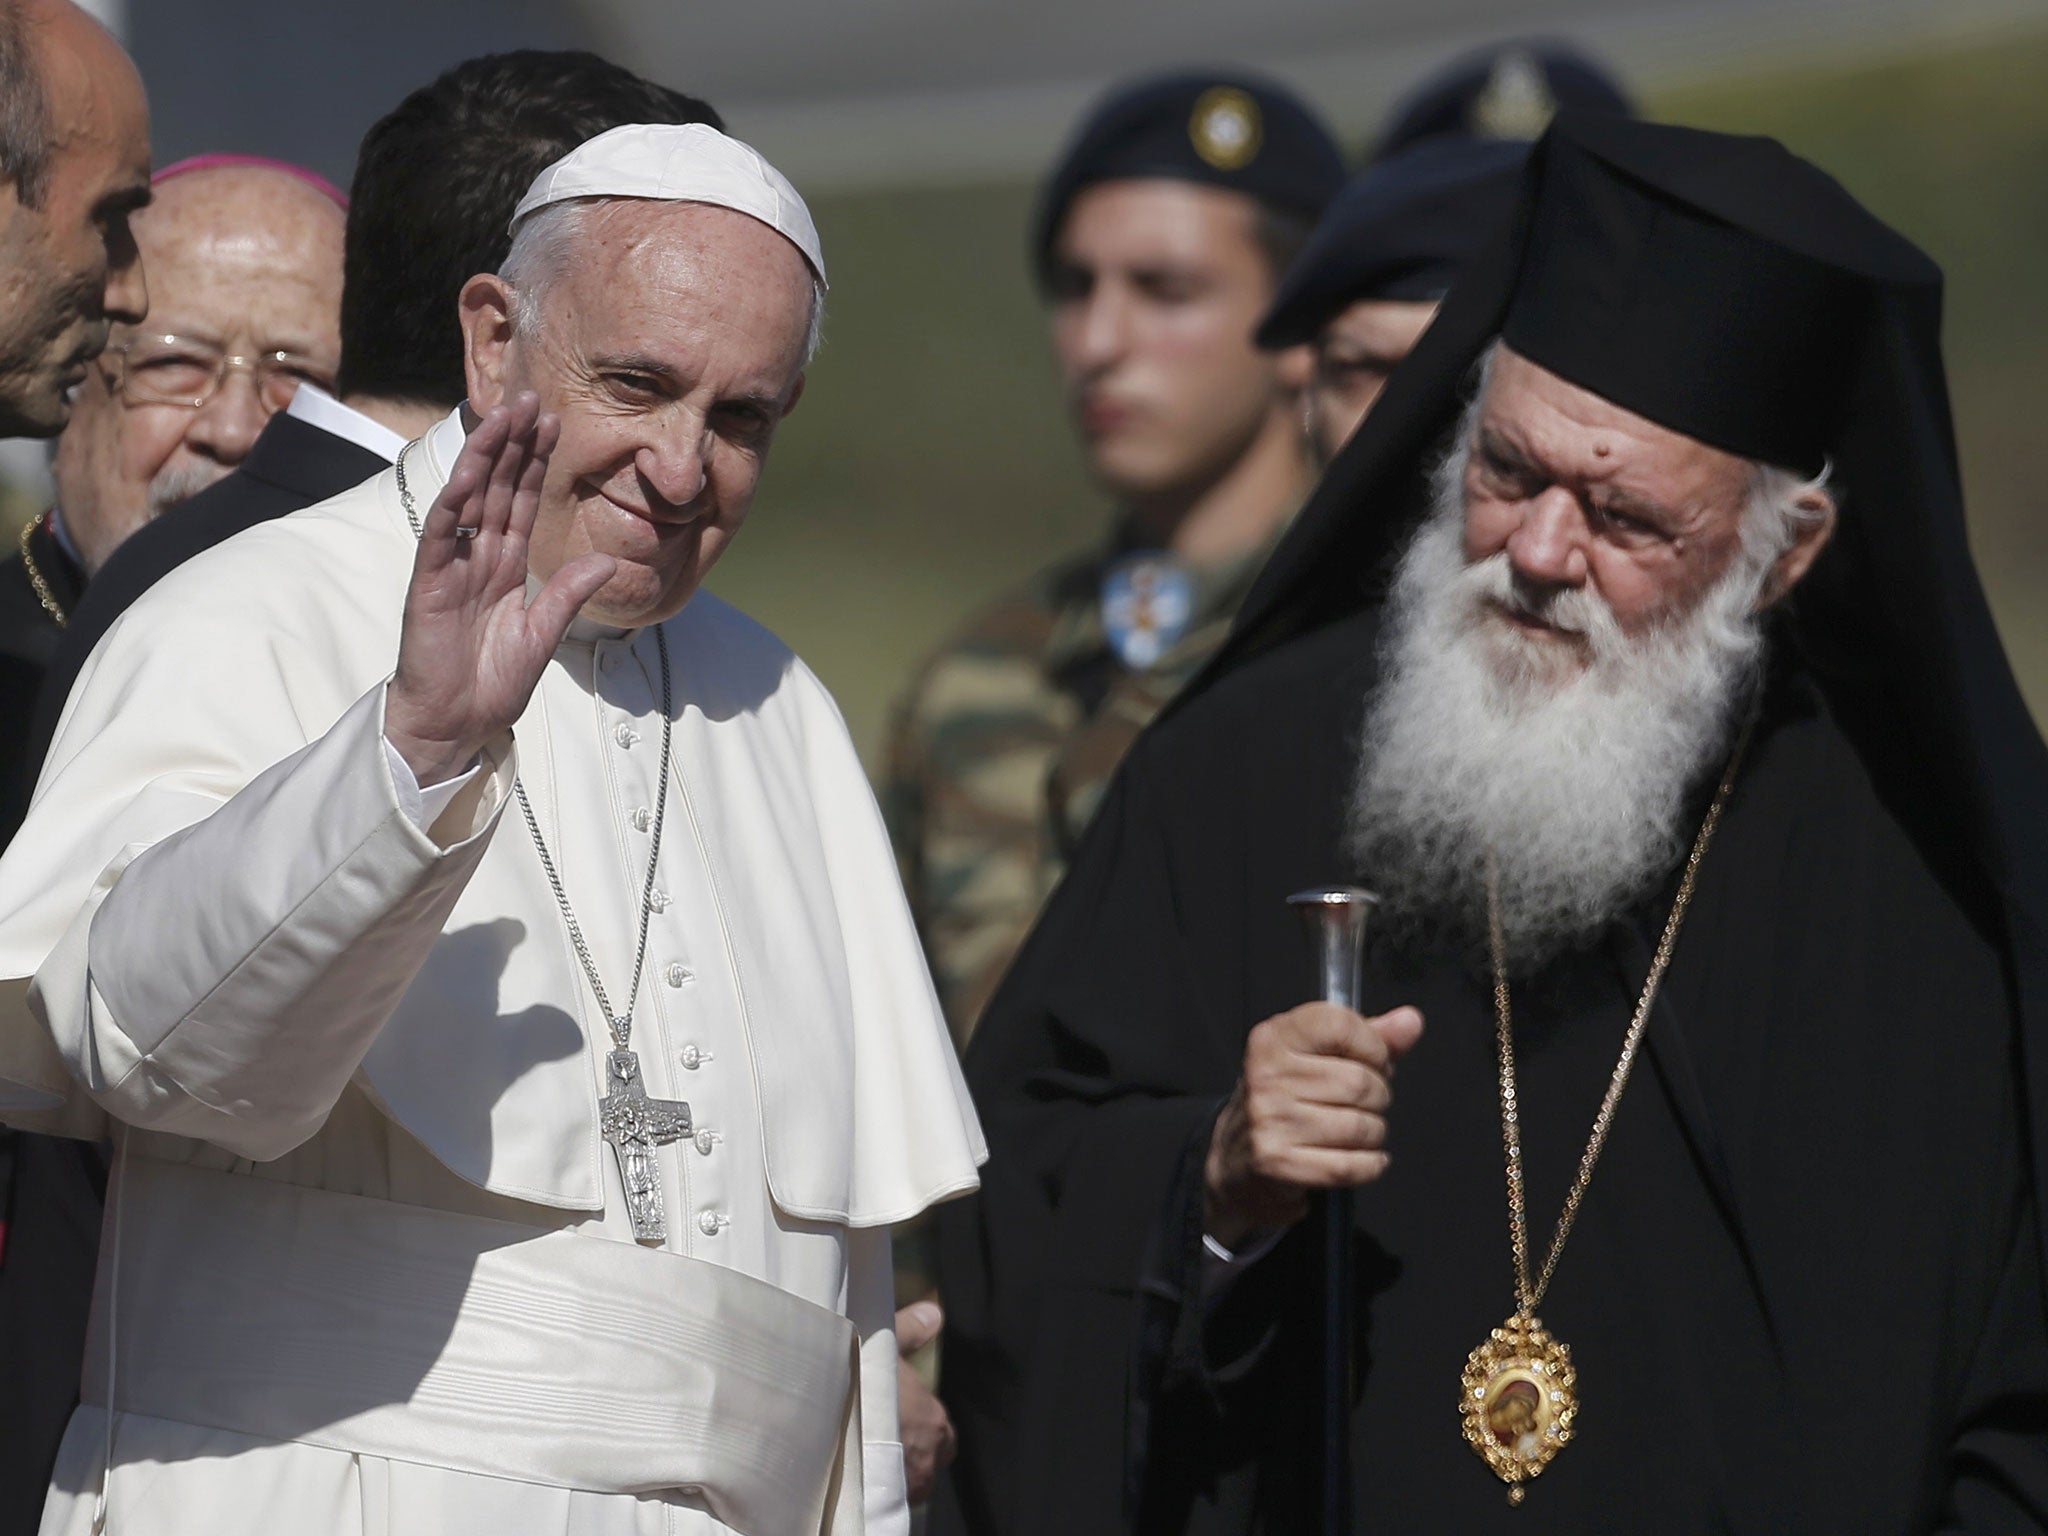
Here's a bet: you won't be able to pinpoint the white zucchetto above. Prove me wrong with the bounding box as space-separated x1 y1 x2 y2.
510 122 826 287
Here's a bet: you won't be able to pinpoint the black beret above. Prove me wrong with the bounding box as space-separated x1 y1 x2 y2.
1256 137 1527 349
1372 39 1632 161
1033 70 1346 285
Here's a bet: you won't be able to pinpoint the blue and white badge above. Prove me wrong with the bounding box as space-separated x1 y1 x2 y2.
1101 554 1197 671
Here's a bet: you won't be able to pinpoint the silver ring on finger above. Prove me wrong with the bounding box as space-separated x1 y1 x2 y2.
453 524 482 540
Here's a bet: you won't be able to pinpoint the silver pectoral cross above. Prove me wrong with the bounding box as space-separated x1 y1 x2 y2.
598 1048 693 1242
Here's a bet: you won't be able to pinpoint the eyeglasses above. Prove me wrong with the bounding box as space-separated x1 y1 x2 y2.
98 332 337 413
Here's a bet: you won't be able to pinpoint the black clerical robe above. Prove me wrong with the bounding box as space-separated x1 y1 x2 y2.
936 608 2048 1536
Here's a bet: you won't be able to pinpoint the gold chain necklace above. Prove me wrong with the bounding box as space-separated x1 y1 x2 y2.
17 514 66 628
1459 721 1750 1504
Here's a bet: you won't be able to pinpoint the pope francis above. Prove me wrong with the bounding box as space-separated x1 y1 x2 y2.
0 124 984 1536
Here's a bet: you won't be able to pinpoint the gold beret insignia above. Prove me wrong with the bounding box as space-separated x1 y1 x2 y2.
1471 50 1559 141
1189 86 1262 171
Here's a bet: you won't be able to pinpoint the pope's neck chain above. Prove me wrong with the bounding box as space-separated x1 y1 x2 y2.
395 439 672 1055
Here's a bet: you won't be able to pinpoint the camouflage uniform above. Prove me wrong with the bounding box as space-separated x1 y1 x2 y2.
884 530 1276 1053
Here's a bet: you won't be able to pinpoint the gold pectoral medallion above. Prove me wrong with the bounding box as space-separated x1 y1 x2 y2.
1467 724 1751 1506
1461 1314 1577 1504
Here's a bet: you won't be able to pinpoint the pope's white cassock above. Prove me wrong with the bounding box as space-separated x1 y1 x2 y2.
0 407 986 1536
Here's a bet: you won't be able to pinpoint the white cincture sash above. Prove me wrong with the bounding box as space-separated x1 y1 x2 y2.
86 1159 863 1535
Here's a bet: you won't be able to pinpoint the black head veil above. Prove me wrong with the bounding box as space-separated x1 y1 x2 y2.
1191 110 2048 1278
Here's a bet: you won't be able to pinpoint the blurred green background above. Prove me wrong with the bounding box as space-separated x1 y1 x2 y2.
701 20 2048 766
5 16 2042 770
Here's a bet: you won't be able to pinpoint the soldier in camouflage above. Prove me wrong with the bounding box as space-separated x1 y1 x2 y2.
885 70 1344 1048
887 49 1639 1056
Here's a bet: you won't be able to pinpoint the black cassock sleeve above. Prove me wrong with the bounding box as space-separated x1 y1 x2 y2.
934 616 1381 1536
935 728 1268 1536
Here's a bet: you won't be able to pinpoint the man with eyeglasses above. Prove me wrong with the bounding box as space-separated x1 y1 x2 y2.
40 156 346 592
1 155 344 796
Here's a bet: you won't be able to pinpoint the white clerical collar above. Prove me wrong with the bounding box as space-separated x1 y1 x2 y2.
521 573 632 650
416 407 469 488
285 384 408 464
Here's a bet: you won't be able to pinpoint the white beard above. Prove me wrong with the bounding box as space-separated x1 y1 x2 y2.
147 457 231 518
1345 469 1772 970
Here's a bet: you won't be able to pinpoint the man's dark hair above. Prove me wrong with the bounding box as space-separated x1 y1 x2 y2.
335 50 721 405
0 1 53 208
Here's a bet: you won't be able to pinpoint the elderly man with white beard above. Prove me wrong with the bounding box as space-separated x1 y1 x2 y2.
0 122 983 1536
932 114 2048 1536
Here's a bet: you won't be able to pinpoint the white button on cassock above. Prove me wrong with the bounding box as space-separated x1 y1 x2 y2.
679 1044 708 1070
613 724 639 749
649 890 670 913
630 807 651 832
695 1129 718 1156
697 1210 726 1236
665 963 691 987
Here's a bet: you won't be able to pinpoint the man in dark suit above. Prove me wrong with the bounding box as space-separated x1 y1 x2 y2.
0 49 724 1536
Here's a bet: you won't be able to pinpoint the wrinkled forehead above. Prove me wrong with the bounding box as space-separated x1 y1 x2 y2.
562 199 812 310
134 167 345 264
538 200 815 373
116 170 344 338
1475 343 1751 492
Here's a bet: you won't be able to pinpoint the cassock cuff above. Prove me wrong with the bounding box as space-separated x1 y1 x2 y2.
1199 1228 1286 1295
382 739 482 832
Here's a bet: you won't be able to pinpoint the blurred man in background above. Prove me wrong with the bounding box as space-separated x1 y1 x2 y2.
42 158 346 586
0 0 149 442
3 155 344 828
886 70 1343 1050
1265 43 1631 465
0 3 149 1528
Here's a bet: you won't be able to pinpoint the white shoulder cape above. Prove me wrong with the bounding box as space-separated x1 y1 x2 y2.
0 413 985 1226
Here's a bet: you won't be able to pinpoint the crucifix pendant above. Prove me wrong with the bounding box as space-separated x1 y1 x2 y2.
598 1048 692 1242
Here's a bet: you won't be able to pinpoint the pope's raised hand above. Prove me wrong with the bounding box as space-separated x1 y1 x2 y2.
385 394 618 786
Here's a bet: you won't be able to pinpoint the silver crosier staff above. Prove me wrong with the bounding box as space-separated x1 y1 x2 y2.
1287 885 1378 1536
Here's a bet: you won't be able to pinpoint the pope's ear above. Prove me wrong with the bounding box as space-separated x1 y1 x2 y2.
1757 487 1839 609
459 274 517 414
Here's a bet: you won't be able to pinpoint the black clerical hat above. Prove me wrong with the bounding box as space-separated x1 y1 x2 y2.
1255 138 1527 349
1502 115 1936 476
1190 111 2048 1297
1032 71 1345 286
1372 38 1632 161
